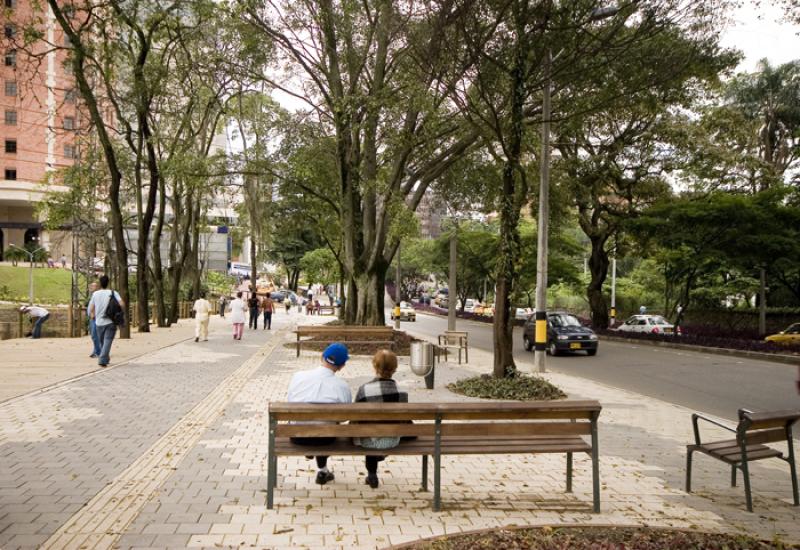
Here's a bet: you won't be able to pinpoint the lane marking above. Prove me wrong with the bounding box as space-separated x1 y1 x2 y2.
41 333 282 550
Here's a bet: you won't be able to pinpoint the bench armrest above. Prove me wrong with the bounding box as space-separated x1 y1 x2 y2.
691 413 736 445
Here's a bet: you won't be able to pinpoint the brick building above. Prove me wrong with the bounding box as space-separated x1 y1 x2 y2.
1 0 78 261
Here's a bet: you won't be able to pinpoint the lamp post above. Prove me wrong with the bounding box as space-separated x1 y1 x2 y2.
10 244 45 305
394 240 401 330
533 5 619 373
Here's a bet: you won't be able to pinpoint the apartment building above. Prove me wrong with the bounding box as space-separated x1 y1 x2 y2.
1 0 78 261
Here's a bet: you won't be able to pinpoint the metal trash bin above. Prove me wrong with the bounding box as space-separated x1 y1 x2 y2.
410 341 435 389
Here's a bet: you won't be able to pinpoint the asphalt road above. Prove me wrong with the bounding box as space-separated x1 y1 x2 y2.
395 310 800 421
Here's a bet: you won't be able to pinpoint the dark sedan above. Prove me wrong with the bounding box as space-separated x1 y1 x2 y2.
523 312 599 356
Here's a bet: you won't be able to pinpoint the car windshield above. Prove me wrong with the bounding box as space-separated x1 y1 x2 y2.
649 316 668 325
786 323 800 334
550 314 581 327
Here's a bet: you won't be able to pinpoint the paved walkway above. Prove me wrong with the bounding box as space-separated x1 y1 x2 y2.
0 313 798 549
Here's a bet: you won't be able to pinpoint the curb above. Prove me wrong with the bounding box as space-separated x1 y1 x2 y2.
600 334 800 366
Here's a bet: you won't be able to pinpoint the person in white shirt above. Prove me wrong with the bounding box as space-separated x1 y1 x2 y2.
229 291 247 340
287 342 352 485
88 275 124 367
20 305 49 339
193 291 212 342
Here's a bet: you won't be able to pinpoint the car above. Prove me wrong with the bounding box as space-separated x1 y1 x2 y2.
515 307 532 321
463 298 477 313
434 288 449 306
616 314 675 335
390 301 416 321
765 323 800 345
523 311 599 356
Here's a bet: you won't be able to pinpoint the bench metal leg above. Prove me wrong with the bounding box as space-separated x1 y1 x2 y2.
731 465 737 487
267 416 276 510
421 455 428 492
433 417 442 511
740 454 753 512
465 346 468 363
787 427 799 506
566 452 573 493
685 447 693 493
590 415 600 513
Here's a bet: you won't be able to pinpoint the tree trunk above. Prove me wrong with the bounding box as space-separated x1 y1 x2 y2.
250 237 257 292
151 179 168 327
758 268 767 336
354 269 386 326
587 237 610 329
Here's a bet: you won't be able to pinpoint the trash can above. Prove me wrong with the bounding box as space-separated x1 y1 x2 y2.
410 341 435 389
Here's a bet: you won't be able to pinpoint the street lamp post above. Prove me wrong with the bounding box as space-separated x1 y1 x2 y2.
10 244 45 305
533 5 619 374
394 240 401 330
610 255 617 325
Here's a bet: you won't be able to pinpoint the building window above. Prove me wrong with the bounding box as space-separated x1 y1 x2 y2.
4 80 16 96
4 110 16 125
4 169 16 180
4 0 17 9
4 139 16 154
4 49 15 67
64 144 75 159
63 116 75 130
65 89 76 103
4 24 15 39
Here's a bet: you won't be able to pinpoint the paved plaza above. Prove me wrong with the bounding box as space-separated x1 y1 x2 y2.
0 311 798 549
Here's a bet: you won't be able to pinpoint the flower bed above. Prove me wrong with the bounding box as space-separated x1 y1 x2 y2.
597 327 800 356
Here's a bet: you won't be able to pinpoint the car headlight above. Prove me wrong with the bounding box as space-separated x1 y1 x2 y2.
589 334 598 340
557 335 569 340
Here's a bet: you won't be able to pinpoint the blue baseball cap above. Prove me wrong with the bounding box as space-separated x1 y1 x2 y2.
322 342 349 367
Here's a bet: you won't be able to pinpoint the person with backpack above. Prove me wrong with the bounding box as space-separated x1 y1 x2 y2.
88 275 125 367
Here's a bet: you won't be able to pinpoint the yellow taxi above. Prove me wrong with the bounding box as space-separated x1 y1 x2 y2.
765 323 800 345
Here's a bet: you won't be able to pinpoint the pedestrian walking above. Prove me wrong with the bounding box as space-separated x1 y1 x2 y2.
639 305 647 315
287 343 351 485
248 290 259 329
20 305 50 339
219 296 227 318
284 298 291 314
230 291 246 340
261 294 274 330
88 275 125 367
193 291 212 342
87 281 101 358
60 254 67 268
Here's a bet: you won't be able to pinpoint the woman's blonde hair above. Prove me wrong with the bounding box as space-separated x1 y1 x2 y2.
372 349 398 379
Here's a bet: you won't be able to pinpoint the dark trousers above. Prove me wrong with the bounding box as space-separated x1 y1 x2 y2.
32 314 50 339
366 456 383 474
291 437 334 469
248 307 258 329
263 311 272 329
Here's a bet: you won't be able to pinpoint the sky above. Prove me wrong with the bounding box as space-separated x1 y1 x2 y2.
720 2 800 72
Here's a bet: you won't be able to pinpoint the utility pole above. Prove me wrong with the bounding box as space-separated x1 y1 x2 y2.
447 222 457 331
610 256 617 326
533 48 552 373
10 244 44 305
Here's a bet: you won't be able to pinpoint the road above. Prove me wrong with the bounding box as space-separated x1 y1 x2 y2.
396 310 800 421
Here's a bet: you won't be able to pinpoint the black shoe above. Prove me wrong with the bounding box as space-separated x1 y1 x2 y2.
365 473 379 489
195 337 199 342
90 353 97 358
315 471 335 485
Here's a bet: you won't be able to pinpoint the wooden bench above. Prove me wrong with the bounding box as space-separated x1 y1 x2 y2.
294 325 394 357
267 400 602 511
317 305 335 315
437 330 469 364
686 408 800 512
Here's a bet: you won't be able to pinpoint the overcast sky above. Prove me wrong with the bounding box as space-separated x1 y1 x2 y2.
721 2 800 72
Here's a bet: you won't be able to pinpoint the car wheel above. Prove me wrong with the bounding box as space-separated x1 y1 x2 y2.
587 349 597 357
548 340 559 356
523 335 533 352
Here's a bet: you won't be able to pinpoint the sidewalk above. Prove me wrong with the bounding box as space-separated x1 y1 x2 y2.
0 315 798 549
0 317 204 403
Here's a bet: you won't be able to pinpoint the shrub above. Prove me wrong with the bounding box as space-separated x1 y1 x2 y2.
448 371 566 401
597 327 800 356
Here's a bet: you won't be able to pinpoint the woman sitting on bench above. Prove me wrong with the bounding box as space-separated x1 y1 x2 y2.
353 350 404 489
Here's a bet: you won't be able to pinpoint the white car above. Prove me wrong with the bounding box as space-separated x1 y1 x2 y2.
391 301 416 321
463 299 477 313
515 307 533 321
616 315 675 335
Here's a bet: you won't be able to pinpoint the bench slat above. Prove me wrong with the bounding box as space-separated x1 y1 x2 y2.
743 410 800 430
440 422 592 437
276 423 435 438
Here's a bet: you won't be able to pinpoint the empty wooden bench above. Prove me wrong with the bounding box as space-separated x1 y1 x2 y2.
686 408 800 511
294 325 394 357
437 330 469 364
267 400 602 511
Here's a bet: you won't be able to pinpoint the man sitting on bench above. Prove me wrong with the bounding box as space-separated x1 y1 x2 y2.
286 343 352 485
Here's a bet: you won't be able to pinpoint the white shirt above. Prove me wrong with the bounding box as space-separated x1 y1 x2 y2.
89 289 122 327
193 298 211 321
287 366 352 404
25 306 49 318
229 298 247 324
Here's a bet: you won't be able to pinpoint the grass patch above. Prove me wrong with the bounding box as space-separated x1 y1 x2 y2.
447 371 566 401
0 265 74 305
399 526 788 550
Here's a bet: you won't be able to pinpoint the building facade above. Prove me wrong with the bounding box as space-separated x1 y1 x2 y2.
1 0 77 261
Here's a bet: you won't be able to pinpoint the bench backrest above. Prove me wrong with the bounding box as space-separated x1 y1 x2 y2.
737 408 800 446
269 401 601 440
296 325 394 336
